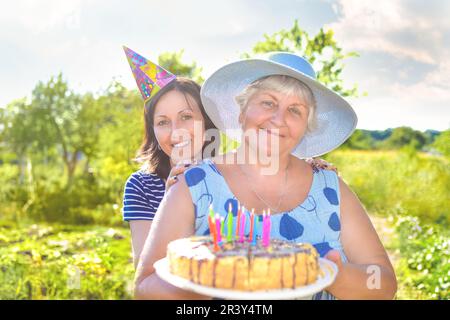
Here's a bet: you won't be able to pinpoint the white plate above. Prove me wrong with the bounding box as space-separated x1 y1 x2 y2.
154 257 338 300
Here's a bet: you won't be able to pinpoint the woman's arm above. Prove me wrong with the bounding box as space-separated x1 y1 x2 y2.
129 221 152 269
134 175 211 300
325 177 397 300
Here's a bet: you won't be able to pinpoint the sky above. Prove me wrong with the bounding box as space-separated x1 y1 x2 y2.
1 0 449 131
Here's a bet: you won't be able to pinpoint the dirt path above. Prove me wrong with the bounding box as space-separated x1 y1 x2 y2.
369 214 400 269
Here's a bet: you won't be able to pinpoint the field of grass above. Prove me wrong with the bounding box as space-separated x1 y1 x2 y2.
1 214 447 300
325 149 449 225
0 222 133 299
326 149 449 299
0 149 448 299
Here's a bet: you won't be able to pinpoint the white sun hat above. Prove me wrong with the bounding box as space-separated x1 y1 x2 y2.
200 52 358 158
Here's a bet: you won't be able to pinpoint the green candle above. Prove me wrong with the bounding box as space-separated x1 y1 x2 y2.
209 204 215 220
220 217 225 239
227 203 233 242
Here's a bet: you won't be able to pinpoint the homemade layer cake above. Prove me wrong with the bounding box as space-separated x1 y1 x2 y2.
167 236 320 291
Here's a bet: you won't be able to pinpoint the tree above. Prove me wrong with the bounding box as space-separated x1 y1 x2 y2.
369 129 393 142
431 129 450 157
242 19 363 98
95 80 143 166
340 129 375 150
25 73 109 188
158 50 204 84
2 98 37 183
381 127 427 150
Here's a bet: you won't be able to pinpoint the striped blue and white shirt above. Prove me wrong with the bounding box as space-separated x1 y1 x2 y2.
122 170 165 221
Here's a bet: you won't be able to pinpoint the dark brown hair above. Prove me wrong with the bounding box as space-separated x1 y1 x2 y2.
135 77 218 180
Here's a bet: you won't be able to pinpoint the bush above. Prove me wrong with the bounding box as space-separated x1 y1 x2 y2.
392 211 449 299
0 223 134 299
25 175 123 225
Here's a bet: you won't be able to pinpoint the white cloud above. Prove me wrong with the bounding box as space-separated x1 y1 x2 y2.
0 0 83 34
326 0 450 130
328 0 449 64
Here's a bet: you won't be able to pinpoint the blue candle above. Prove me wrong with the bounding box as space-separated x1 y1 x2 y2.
251 213 258 246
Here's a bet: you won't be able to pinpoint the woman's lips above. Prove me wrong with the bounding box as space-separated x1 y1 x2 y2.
172 140 191 148
260 128 285 138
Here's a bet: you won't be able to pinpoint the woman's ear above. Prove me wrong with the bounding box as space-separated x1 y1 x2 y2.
238 111 244 126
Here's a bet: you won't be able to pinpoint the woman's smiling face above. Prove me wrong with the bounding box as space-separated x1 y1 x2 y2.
240 89 310 157
153 89 206 164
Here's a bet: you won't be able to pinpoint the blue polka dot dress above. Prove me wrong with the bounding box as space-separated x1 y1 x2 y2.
184 159 347 300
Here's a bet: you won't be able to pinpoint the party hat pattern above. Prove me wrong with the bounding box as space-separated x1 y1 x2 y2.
123 46 176 102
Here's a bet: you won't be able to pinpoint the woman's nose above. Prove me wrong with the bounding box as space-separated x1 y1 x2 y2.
270 109 286 126
171 119 184 133
171 125 190 141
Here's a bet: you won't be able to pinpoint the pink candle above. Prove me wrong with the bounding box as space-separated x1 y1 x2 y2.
236 204 241 238
248 208 255 242
239 207 246 242
215 213 222 243
262 210 267 247
267 209 271 244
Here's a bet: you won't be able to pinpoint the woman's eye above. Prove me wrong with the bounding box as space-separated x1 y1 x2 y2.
262 100 274 108
181 114 193 121
156 120 169 126
289 107 301 115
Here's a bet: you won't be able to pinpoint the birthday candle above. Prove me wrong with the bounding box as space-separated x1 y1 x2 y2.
208 215 215 237
220 217 225 240
263 210 268 247
263 210 267 246
208 215 219 251
236 203 241 238
215 214 222 243
208 204 216 240
211 215 219 251
251 212 258 246
248 208 255 242
227 204 233 242
209 204 215 220
239 207 246 243
212 227 219 251
267 208 271 245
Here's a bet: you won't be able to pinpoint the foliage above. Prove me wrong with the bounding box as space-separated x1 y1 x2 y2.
431 129 450 157
242 19 363 98
390 211 449 299
2 74 109 188
0 223 133 299
340 128 443 152
381 126 428 150
158 50 204 84
326 149 450 225
340 129 375 150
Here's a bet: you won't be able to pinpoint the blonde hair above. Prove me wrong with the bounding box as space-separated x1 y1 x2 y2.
235 75 317 132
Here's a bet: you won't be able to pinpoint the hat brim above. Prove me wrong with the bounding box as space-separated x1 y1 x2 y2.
201 58 358 158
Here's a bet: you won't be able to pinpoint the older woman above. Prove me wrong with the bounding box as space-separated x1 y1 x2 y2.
134 52 397 299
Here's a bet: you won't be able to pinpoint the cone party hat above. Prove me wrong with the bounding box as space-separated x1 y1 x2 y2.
123 46 176 102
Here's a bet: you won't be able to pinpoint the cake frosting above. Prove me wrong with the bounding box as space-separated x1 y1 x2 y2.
167 236 320 291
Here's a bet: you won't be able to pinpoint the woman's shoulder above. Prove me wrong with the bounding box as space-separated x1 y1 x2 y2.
126 169 165 189
183 157 227 189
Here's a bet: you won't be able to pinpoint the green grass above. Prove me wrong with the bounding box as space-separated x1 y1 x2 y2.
0 222 134 299
325 149 449 225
